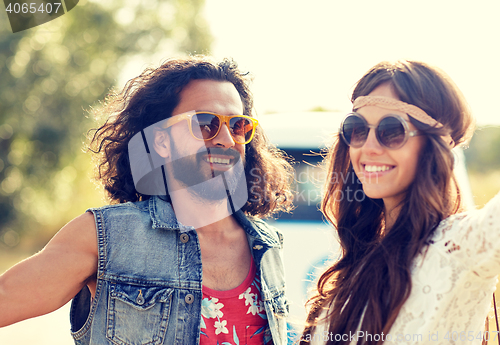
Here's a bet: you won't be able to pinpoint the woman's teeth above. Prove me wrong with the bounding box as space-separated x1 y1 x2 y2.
364 165 392 172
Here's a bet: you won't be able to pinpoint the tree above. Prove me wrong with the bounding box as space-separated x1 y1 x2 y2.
464 126 500 173
0 0 212 249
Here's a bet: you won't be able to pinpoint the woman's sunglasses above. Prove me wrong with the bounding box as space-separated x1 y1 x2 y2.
340 112 420 149
161 111 259 145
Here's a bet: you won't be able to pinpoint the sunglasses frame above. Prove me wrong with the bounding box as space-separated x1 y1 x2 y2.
340 112 420 149
161 111 259 145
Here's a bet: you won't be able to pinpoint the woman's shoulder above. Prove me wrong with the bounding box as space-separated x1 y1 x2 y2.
427 191 500 277
434 190 500 237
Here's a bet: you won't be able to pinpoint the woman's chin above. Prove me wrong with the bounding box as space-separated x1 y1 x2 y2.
360 186 385 200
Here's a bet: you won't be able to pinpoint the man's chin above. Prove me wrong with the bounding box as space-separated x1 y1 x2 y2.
191 171 245 201
191 189 230 202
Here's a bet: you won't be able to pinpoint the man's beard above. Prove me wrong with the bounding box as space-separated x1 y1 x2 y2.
168 139 246 201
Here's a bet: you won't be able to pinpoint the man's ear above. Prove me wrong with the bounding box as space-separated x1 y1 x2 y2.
153 128 170 158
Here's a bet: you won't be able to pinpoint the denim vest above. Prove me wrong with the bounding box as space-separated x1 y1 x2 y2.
70 196 289 345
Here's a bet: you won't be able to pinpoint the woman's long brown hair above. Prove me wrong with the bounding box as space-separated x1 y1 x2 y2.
302 60 474 344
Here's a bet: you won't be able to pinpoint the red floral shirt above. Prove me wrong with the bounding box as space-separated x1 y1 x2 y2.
199 259 272 345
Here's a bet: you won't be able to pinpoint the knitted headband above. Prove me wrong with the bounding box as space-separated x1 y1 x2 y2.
353 96 454 147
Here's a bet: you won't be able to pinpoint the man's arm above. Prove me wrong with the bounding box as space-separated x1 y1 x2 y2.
0 211 98 327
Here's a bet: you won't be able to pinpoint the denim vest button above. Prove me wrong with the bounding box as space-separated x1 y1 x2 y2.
136 294 145 305
180 233 189 243
185 294 194 304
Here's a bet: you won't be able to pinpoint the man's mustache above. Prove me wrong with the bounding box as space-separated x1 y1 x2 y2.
196 147 241 162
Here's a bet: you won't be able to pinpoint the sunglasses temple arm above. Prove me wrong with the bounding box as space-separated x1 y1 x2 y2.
162 113 191 129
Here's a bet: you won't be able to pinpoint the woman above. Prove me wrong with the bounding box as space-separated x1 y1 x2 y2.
301 60 499 344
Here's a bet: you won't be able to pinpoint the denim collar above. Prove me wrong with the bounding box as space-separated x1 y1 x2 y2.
149 196 189 231
148 195 281 248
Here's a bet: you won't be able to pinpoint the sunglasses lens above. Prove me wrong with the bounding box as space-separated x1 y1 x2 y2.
377 117 406 149
229 117 254 143
191 113 255 143
191 113 220 140
342 115 368 147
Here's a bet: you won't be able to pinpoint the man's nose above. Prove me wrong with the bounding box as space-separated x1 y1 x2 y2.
212 123 236 148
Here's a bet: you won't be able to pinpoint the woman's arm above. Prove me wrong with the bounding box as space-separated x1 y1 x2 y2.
0 212 98 327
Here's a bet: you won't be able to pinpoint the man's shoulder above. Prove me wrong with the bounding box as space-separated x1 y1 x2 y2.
245 214 277 231
243 213 284 247
88 196 182 231
86 199 150 216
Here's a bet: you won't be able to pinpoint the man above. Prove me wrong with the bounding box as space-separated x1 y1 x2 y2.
0 56 294 345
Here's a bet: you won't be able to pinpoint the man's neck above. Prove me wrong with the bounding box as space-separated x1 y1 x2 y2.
196 214 241 236
169 188 238 230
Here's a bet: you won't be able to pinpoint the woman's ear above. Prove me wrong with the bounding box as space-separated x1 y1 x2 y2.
153 128 170 158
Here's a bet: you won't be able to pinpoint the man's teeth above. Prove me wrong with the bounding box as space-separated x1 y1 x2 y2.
206 157 231 165
364 165 392 172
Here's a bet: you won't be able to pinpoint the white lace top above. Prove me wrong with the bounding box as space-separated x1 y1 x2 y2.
309 192 500 345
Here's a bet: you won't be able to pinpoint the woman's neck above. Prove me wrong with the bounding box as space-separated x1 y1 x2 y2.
384 202 402 231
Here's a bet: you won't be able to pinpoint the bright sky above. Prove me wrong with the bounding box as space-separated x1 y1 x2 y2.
204 0 500 126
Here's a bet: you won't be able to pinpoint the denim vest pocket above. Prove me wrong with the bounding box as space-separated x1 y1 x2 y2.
107 283 174 345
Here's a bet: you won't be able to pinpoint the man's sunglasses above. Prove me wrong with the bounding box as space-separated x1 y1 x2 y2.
340 113 420 149
161 111 259 145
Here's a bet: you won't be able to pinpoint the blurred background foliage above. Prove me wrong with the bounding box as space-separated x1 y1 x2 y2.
0 0 211 254
465 126 500 172
464 126 500 208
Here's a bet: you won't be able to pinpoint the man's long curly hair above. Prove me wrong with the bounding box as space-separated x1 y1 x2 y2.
88 56 294 218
